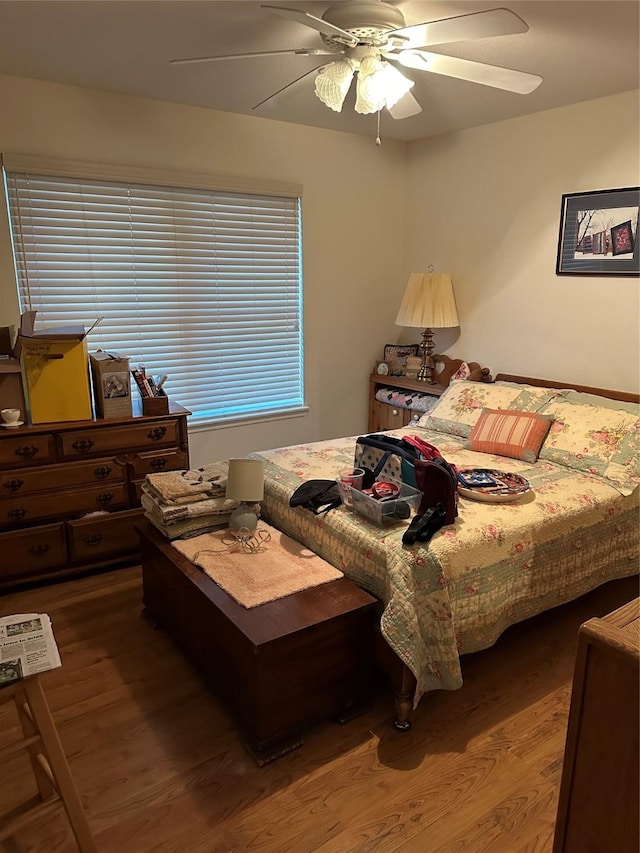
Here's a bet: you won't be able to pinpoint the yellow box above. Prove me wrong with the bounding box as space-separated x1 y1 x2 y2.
16 311 95 424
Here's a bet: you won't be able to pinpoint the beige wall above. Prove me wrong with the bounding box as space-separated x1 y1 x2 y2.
1 76 638 468
0 74 408 466
404 89 640 392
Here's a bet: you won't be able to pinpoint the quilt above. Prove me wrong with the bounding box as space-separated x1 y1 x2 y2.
252 426 639 707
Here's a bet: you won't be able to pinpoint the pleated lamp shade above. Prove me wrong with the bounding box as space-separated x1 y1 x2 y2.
395 273 460 329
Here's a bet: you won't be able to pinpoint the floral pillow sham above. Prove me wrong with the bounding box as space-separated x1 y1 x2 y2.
537 397 640 495
560 389 639 416
418 380 560 438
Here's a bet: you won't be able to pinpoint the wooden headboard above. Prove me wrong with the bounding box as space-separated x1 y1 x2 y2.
434 354 492 386
495 373 640 405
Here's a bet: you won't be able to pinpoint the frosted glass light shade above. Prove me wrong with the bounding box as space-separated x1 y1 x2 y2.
315 53 414 115
355 55 414 114
315 59 356 112
225 458 265 503
395 273 460 329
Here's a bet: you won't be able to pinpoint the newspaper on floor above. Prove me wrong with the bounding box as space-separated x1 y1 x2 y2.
0 612 62 685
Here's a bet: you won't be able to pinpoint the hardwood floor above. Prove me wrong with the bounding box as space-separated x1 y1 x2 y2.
0 567 637 853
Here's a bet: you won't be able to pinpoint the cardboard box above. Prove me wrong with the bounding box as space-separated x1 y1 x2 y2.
0 326 26 417
90 350 132 419
16 311 95 424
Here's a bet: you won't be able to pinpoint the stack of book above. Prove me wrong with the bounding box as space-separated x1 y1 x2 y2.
131 366 167 398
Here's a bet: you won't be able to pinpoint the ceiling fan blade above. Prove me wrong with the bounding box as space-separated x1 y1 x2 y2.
253 64 327 111
397 51 542 95
170 48 335 66
261 4 358 46
389 8 528 50
387 91 422 120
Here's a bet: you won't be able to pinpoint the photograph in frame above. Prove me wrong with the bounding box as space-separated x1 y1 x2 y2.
556 186 640 276
383 344 419 376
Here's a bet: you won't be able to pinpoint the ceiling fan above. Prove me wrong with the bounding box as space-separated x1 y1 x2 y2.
170 2 543 120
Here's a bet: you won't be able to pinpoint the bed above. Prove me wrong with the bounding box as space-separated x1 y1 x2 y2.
251 374 640 727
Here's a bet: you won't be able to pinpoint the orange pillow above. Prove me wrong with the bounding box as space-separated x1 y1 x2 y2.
464 408 553 463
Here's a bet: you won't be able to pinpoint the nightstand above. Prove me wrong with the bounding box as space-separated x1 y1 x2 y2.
368 354 491 432
368 373 446 432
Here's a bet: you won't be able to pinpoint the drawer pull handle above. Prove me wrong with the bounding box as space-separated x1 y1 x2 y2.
72 438 95 453
15 445 38 460
8 507 27 520
82 534 104 546
28 544 50 556
392 408 399 416
96 492 113 505
94 465 112 479
147 427 167 442
3 478 24 492
150 457 167 471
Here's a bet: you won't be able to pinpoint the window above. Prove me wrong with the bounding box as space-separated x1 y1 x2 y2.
3 159 304 425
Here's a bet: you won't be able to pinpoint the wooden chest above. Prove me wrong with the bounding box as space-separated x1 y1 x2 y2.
138 521 377 765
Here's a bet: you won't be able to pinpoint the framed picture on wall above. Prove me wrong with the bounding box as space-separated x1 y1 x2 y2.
556 186 640 276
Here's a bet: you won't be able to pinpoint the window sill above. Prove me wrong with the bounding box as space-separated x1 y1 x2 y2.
187 406 309 432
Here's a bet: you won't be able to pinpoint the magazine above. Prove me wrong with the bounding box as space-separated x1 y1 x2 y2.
0 613 61 685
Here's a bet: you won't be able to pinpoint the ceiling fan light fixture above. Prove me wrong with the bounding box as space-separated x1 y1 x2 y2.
314 58 356 111
355 54 414 114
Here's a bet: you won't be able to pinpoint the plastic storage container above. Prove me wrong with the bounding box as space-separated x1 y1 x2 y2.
350 483 422 526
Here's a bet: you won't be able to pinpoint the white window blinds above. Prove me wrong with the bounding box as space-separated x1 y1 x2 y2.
4 168 304 425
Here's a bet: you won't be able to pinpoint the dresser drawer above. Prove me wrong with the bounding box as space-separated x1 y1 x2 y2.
0 434 55 469
67 508 145 562
128 448 189 477
59 420 180 459
0 457 126 497
0 523 67 582
0 483 129 528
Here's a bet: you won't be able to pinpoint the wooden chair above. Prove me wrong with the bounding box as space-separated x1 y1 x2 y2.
0 674 97 852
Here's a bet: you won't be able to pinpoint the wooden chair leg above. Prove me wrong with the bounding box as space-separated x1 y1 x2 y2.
21 677 97 853
13 682 56 802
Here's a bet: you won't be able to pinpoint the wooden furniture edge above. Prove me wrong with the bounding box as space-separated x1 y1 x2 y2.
552 598 639 853
495 373 639 403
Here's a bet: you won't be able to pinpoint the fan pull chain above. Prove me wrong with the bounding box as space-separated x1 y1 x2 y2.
376 110 382 146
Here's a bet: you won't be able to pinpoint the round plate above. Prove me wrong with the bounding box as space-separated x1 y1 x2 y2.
1 421 24 429
457 468 531 503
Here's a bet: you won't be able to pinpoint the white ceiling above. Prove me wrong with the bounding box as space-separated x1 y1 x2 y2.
0 1 638 143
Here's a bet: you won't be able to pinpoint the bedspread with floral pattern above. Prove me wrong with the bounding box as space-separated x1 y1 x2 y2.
251 427 638 707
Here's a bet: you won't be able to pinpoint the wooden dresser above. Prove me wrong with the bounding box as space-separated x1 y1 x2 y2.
0 399 190 591
553 597 639 853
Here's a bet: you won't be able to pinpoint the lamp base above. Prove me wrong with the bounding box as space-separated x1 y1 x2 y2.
417 327 436 383
229 503 259 540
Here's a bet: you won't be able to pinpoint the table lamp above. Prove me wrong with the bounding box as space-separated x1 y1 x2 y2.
225 458 265 539
395 272 460 383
